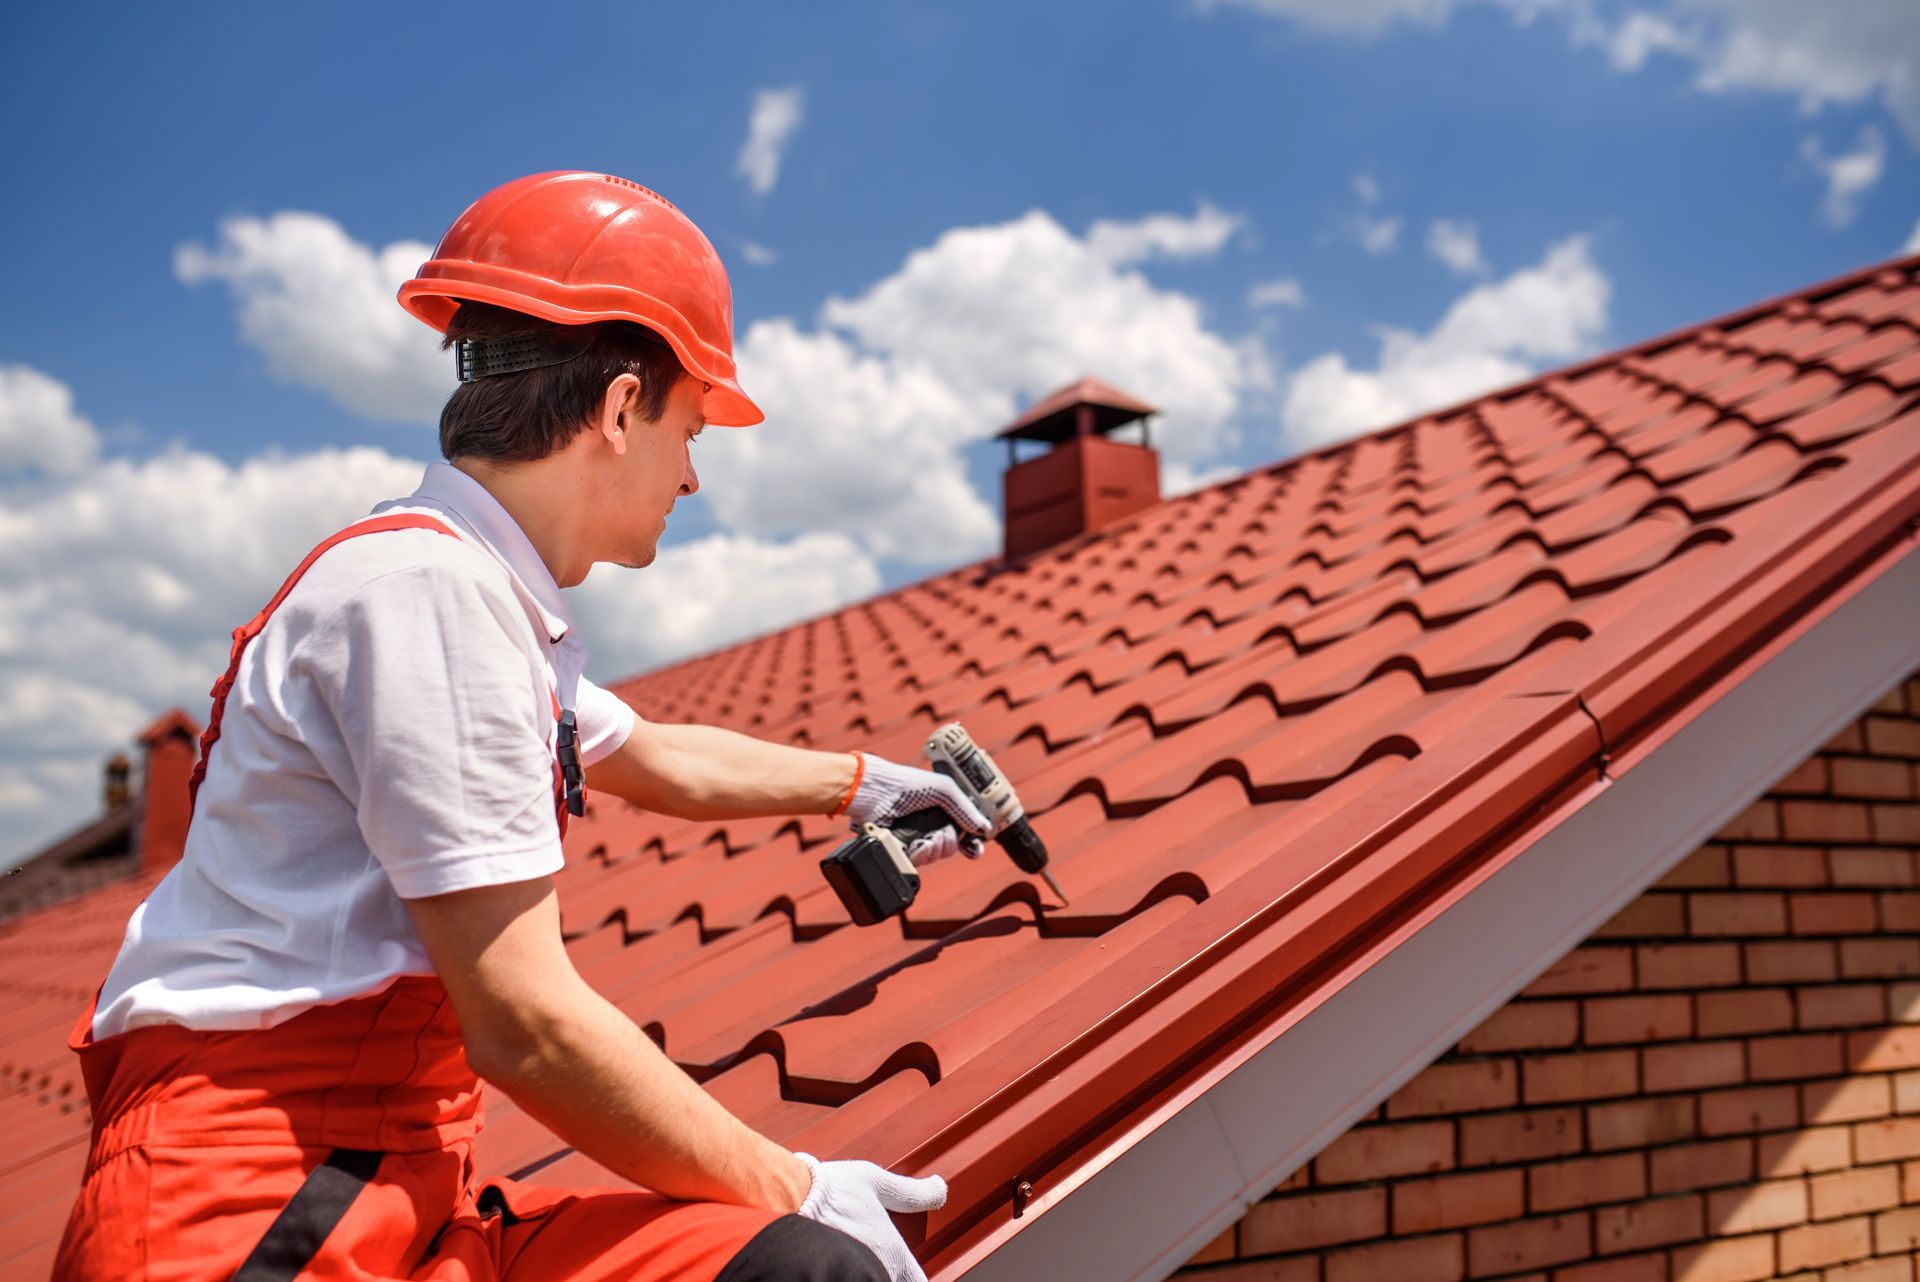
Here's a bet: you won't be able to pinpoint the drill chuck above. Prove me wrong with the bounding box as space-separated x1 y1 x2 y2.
997 814 1048 875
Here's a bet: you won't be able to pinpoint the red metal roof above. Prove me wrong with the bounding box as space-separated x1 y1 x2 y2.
6 254 1920 1278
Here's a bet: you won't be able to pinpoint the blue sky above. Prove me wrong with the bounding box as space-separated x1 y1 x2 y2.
2 0 1916 859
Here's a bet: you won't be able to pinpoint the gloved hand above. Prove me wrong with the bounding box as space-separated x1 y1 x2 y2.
843 752 991 866
792 1151 947 1282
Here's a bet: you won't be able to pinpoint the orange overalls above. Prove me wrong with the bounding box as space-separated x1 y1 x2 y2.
52 517 874 1282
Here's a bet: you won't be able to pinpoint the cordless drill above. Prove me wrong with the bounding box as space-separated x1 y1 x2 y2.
820 722 1067 926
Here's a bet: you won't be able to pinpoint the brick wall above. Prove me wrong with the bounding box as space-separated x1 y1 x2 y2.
1173 666 1920 1282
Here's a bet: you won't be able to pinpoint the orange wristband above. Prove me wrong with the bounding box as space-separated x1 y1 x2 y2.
827 751 865 819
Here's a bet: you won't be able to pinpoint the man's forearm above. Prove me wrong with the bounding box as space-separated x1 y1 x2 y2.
589 718 859 820
479 980 810 1210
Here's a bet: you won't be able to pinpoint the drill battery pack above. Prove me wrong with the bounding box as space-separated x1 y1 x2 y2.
820 824 923 926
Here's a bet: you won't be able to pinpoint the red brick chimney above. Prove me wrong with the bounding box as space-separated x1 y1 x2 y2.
135 709 201 874
999 377 1162 562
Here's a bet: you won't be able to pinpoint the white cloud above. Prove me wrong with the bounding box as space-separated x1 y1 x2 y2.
1660 1 1920 146
1903 217 1920 254
0 436 426 861
821 208 1250 464
736 86 806 195
706 319 998 563
1085 201 1246 265
175 212 446 423
1206 0 1920 146
1162 460 1245 497
1249 277 1308 308
1597 9 1693 72
1800 127 1887 228
739 239 780 266
573 531 879 676
1197 0 1463 35
1353 172 1384 204
1428 218 1491 276
1357 212 1403 254
1282 233 1610 449
0 364 100 475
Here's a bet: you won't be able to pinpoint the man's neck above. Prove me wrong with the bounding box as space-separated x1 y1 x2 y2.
449 455 589 588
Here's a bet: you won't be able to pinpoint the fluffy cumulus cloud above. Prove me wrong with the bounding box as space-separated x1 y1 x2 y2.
573 531 879 675
175 212 448 423
735 86 806 195
1204 1 1920 147
0 363 101 474
1428 218 1491 276
0 427 425 859
709 319 997 561
820 206 1250 463
1800 127 1888 228
1085 200 1246 265
1282 233 1610 448
1620 0 1920 144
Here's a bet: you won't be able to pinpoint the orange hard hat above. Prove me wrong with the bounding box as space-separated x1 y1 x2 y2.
398 171 763 426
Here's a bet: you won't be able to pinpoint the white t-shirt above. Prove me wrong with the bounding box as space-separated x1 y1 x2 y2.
92 463 636 1036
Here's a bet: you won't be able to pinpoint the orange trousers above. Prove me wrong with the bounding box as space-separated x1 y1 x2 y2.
52 978 870 1282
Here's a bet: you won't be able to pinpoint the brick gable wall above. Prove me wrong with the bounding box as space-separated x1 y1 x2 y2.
1173 666 1920 1282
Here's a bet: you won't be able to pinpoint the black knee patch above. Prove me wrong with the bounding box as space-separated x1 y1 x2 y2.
714 1213 890 1282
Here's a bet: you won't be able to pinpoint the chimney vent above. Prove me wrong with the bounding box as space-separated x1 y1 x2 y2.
999 377 1161 562
104 752 131 811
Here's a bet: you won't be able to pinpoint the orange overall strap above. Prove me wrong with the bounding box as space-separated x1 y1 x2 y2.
186 514 463 814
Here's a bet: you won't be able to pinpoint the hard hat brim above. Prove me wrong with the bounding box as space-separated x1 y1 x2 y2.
398 275 765 428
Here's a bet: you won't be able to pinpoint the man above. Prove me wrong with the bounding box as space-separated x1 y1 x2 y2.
55 171 990 1282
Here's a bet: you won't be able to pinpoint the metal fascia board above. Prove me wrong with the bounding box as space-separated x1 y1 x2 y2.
958 543 1920 1282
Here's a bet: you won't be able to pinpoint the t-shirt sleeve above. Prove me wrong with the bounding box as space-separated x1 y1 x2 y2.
292 560 565 899
574 676 637 767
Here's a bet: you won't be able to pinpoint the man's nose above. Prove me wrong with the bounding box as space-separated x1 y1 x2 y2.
681 459 699 496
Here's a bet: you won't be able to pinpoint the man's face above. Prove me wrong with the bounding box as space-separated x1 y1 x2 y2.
604 372 704 570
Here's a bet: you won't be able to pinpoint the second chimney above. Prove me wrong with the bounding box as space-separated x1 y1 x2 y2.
1000 377 1161 562
135 709 201 875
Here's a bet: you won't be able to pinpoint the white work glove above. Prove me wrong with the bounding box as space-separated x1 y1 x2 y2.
792 1151 947 1282
844 751 991 866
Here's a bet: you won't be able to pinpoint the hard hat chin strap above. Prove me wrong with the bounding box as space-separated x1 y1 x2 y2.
455 330 597 382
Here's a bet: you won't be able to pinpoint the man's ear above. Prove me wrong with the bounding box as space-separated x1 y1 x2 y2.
596 373 642 457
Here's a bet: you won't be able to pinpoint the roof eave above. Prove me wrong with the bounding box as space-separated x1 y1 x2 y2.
944 525 1920 1282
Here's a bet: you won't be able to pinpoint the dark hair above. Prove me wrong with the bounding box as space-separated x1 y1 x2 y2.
437 301 686 461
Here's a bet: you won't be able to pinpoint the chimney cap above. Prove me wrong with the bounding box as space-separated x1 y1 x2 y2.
997 376 1157 445
136 708 201 746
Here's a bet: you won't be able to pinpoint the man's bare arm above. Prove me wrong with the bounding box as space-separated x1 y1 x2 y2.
588 715 858 820
403 873 810 1210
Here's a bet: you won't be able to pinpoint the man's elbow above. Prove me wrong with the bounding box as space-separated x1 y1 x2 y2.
457 995 583 1086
